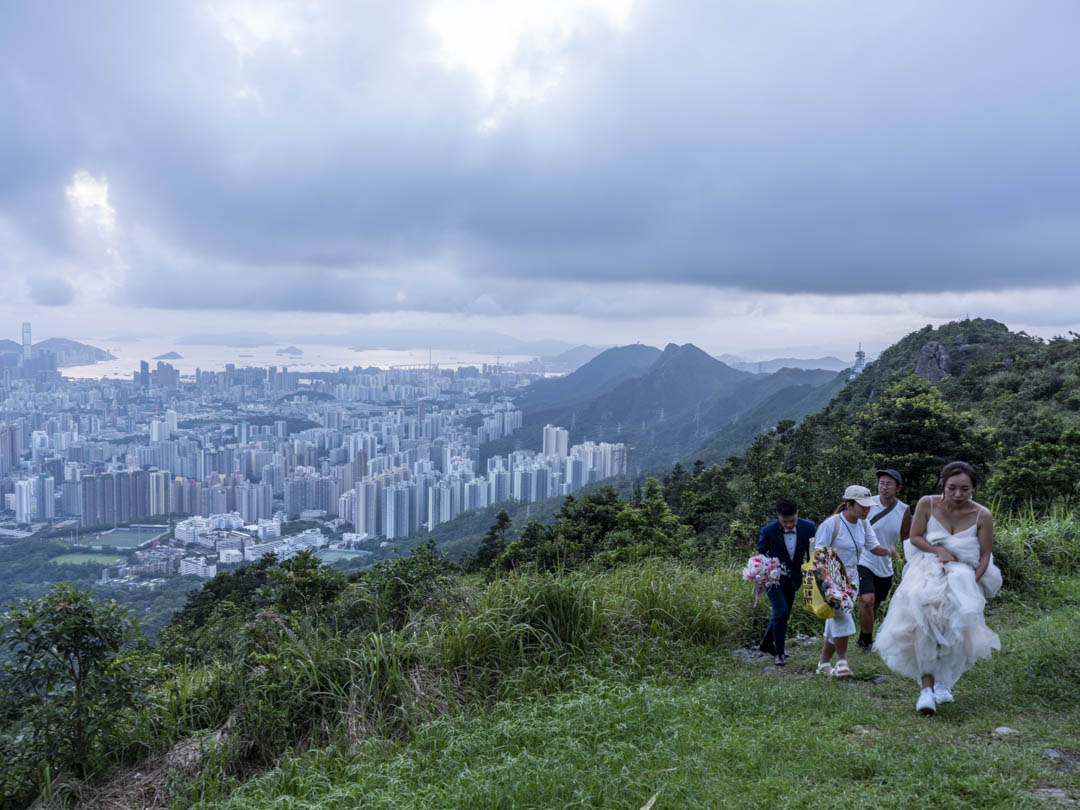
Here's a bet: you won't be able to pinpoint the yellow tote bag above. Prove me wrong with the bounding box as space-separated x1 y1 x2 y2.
801 519 839 619
801 560 835 619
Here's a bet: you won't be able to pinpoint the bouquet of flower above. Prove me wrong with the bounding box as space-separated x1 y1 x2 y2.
809 548 856 612
742 554 788 607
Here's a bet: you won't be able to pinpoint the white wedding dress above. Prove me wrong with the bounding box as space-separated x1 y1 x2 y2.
874 501 1001 689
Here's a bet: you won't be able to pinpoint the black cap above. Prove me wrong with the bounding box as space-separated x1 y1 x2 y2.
876 469 903 487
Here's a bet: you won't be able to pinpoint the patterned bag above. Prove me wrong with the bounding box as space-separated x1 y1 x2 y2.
802 519 840 619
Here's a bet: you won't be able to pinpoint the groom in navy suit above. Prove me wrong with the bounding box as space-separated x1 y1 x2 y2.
756 498 816 665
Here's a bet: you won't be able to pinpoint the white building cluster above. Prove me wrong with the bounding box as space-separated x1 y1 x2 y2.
2 338 629 581
333 426 627 540
12 473 55 524
179 556 217 579
172 510 330 567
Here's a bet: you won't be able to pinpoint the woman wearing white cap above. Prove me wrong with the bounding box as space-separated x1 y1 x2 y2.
815 485 899 678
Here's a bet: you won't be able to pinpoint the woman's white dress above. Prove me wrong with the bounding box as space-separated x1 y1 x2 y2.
874 504 1001 688
815 513 881 642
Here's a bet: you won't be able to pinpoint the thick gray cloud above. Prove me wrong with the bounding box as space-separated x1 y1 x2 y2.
26 274 76 306
3 0 1080 318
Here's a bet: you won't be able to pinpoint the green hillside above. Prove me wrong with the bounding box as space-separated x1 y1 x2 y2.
5 512 1078 809
4 320 1079 809
512 343 662 412
639 366 841 468
571 343 752 437
689 371 847 466
499 344 850 472
488 343 765 470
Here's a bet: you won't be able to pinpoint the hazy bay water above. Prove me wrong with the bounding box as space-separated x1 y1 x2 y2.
61 340 531 379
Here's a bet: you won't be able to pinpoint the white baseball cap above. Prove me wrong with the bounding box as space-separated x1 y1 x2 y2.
843 485 876 507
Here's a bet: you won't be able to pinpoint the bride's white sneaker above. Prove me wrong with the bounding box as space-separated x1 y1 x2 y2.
916 687 936 714
933 684 954 704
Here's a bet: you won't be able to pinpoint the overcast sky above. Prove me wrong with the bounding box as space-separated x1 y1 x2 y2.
2 0 1078 359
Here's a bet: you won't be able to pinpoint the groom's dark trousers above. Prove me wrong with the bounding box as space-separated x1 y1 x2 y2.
756 517 815 658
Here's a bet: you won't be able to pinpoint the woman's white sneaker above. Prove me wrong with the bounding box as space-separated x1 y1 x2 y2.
916 687 936 714
933 684 954 704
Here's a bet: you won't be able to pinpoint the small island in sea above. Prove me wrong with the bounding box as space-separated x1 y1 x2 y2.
276 346 304 356
153 351 183 360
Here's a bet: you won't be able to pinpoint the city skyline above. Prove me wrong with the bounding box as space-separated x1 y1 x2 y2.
3 2 1080 357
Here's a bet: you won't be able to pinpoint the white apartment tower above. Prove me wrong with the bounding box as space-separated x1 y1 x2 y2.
15 479 34 524
542 425 570 458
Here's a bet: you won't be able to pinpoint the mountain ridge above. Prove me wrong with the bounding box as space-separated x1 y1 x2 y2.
716 354 848 373
512 344 662 414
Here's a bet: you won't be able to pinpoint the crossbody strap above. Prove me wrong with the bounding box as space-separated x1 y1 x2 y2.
839 516 862 564
869 501 897 526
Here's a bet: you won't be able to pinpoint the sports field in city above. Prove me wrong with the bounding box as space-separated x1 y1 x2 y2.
50 553 125 566
79 525 168 549
315 548 373 563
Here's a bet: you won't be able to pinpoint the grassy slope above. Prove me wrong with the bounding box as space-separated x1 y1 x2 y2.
184 584 1080 810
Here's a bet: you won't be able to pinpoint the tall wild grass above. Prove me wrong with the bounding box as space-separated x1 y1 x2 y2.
993 504 1080 593
23 506 1080 809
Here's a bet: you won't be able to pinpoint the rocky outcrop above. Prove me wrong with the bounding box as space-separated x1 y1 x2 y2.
915 341 952 381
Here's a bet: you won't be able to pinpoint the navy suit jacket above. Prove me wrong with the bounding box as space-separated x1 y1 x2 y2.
756 518 816 588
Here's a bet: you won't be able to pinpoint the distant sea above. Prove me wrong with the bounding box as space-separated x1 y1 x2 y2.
61 340 532 380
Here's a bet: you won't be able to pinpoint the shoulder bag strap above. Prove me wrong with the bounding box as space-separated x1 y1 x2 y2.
869 500 896 526
840 516 862 564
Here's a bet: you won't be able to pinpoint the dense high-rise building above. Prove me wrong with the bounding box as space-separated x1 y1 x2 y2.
337 488 355 524
150 470 170 516
494 468 512 504
564 456 585 492
428 480 458 529
80 472 117 527
0 425 14 478
355 478 377 535
61 480 81 518
383 482 413 540
542 424 570 458
235 481 273 522
35 474 55 520
21 322 31 363
14 479 33 523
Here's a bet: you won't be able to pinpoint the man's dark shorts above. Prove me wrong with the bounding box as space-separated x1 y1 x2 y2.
857 565 893 604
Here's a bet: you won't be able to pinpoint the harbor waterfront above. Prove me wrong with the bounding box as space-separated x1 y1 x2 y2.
61 340 533 379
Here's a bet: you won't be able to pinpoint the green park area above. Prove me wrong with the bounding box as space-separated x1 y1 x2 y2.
50 553 125 566
80 526 167 549
315 548 373 563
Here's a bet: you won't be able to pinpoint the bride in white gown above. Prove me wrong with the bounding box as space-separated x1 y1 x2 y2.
874 461 1001 714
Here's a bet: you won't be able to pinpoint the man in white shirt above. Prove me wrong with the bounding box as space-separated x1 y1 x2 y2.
856 469 911 652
